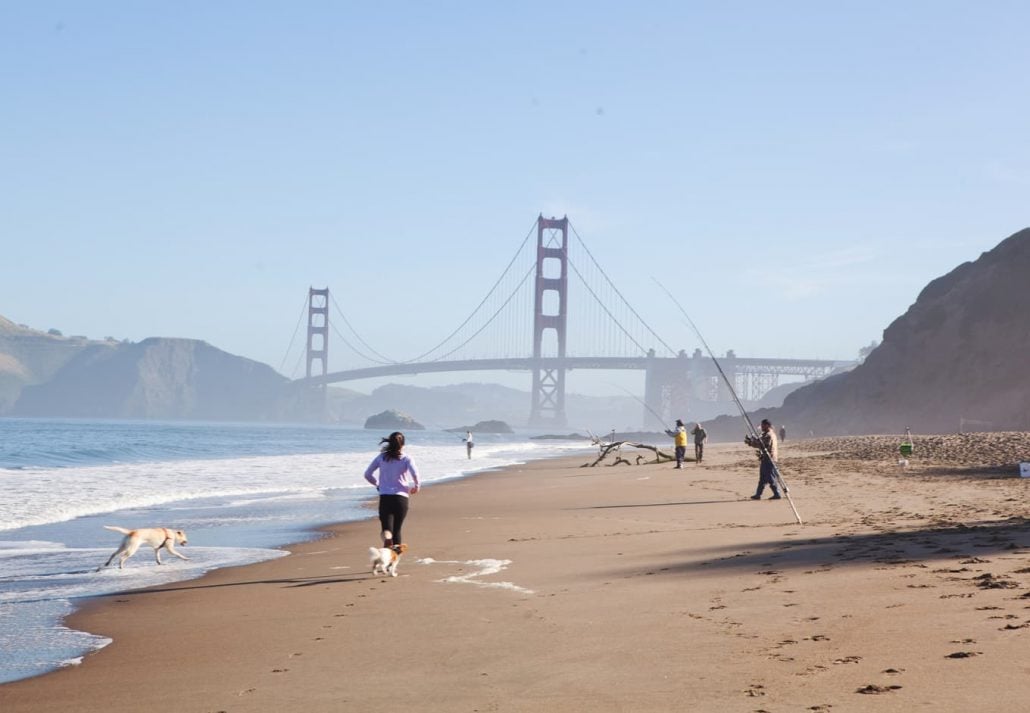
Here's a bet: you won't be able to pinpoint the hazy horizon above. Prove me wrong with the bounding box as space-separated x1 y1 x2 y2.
3 3 1027 396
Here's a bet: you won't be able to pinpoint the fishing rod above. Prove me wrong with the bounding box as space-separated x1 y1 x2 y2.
652 278 803 525
603 380 674 434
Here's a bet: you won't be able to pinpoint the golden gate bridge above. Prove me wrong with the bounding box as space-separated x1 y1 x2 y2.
284 216 845 427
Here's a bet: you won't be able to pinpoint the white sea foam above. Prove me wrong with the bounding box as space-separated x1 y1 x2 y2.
0 546 286 604
418 557 534 594
0 440 589 533
0 540 70 557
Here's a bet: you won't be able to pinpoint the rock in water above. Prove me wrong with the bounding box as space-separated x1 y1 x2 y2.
364 409 425 430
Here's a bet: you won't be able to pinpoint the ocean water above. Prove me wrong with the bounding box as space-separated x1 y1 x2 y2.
0 418 589 684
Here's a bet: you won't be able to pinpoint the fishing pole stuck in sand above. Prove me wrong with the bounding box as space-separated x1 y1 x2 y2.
652 277 803 525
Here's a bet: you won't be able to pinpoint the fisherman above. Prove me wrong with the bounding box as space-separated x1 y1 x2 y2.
692 422 707 464
465 430 474 460
745 419 781 500
665 419 688 469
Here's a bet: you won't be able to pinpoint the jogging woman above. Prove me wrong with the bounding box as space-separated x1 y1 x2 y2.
363 431 420 548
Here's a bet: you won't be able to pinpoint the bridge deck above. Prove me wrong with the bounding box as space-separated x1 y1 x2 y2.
297 356 847 386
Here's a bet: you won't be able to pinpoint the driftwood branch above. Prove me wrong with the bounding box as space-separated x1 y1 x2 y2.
582 440 676 467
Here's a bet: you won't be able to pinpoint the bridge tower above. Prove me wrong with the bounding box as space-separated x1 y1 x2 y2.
529 215 569 427
306 287 329 418
643 351 691 429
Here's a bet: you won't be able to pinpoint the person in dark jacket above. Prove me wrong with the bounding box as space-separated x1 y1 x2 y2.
745 419 780 500
692 423 708 464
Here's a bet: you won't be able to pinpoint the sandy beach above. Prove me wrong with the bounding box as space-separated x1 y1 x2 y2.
2 436 1028 712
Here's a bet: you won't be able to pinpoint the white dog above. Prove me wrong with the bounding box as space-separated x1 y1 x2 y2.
100 526 189 570
369 543 408 577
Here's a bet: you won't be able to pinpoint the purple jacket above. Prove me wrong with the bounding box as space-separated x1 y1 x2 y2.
364 453 420 496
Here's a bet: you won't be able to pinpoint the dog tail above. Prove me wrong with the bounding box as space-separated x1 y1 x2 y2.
369 547 381 559
103 526 132 535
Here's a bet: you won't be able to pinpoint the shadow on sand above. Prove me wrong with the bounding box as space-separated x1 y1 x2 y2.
607 517 1030 577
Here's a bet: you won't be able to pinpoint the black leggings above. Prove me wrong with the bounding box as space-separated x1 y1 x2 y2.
378 494 410 545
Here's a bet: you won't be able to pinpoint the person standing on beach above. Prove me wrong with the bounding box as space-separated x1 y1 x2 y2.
465 430 474 460
692 422 708 464
665 419 688 468
364 431 420 548
778 425 786 442
745 419 780 500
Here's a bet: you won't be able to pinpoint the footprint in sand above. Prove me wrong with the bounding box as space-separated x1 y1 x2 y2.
945 651 982 659
857 684 902 694
832 656 861 665
743 684 766 697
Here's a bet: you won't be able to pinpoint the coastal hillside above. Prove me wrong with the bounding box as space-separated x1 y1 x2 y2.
735 227 1030 437
13 337 291 421
0 316 116 412
0 316 652 427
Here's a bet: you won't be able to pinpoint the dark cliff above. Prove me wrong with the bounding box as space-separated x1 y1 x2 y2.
744 227 1030 437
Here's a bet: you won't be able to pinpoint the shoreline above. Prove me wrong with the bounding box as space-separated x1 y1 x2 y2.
0 434 592 686
2 441 1028 711
3 446 578 681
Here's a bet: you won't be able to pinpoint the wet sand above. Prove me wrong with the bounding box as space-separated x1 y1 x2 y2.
1 436 1028 712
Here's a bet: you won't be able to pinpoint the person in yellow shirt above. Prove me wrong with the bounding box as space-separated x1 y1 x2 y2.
666 419 688 469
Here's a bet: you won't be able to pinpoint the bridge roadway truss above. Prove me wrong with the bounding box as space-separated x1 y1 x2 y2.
297 354 841 428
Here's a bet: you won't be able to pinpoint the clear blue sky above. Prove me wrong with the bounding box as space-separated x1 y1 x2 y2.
3 2 1028 395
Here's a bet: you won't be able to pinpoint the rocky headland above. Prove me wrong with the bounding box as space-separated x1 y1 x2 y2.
706 227 1030 439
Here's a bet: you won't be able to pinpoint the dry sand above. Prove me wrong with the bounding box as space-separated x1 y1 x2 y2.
1 436 1028 712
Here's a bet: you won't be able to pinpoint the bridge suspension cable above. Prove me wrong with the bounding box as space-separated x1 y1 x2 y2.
398 217 540 363
422 259 538 362
327 318 397 366
279 293 310 375
564 250 651 356
328 292 397 364
568 221 678 357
